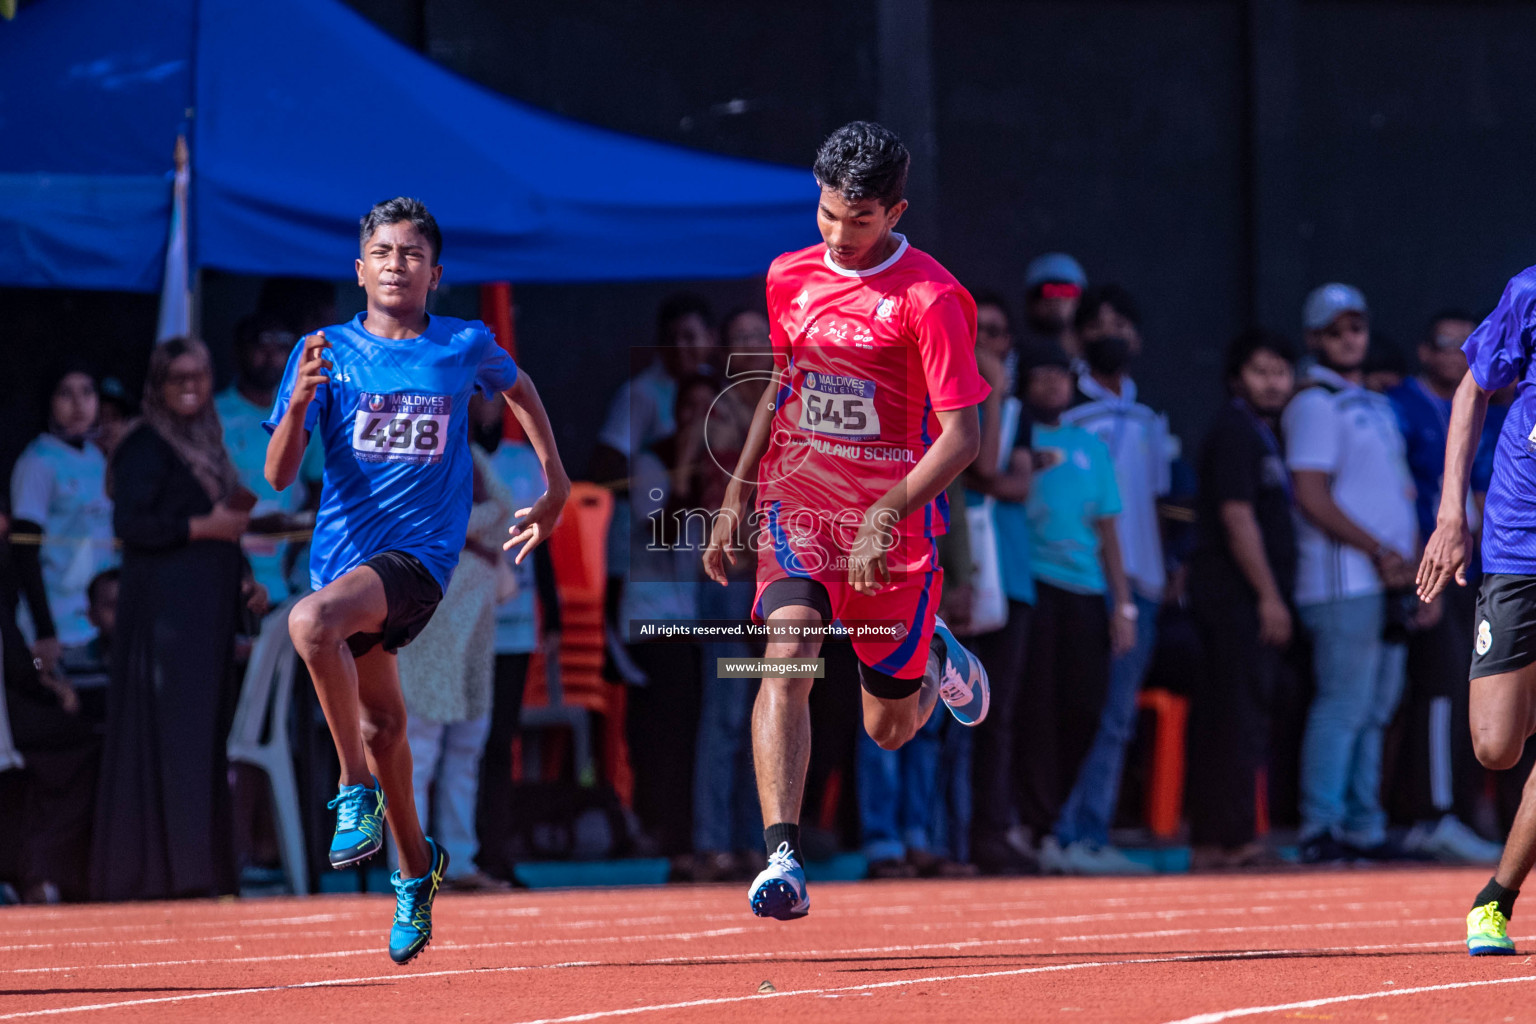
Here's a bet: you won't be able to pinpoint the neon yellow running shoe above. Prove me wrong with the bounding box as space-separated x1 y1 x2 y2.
1467 902 1517 956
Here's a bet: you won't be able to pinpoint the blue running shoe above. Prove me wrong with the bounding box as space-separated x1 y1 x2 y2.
328 777 386 868
748 842 809 920
932 616 989 726
389 837 448 965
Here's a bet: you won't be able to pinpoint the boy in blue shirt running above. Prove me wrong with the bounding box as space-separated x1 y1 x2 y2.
265 198 569 964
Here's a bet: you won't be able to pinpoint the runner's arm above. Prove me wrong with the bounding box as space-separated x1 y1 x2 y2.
501 371 571 562
265 332 330 492
1417 370 1493 600
265 406 311 493
703 381 778 584
1435 370 1492 537
502 372 570 501
718 379 779 518
863 405 981 533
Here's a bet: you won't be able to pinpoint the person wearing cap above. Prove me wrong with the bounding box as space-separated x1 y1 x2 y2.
1020 253 1087 360
1013 341 1135 874
1284 283 1417 863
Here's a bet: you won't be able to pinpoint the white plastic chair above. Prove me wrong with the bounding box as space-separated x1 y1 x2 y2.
227 598 307 894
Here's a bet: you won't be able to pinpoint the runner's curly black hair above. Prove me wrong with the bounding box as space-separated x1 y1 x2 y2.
812 121 909 209
359 196 442 265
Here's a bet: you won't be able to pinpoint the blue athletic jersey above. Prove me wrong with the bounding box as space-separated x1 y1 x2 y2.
264 313 519 592
1465 266 1536 573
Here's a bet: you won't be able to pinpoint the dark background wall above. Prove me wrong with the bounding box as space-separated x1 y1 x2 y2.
6 0 1536 480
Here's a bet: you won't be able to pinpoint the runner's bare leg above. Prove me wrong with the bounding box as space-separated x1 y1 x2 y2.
288 566 390 786
753 604 826 830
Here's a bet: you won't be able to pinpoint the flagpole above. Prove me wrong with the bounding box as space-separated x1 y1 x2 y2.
155 135 192 342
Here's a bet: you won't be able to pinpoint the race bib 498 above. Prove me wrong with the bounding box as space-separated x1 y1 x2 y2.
352 392 450 464
797 371 881 441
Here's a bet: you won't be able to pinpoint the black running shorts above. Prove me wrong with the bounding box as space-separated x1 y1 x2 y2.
1470 573 1536 680
346 550 444 658
757 577 925 699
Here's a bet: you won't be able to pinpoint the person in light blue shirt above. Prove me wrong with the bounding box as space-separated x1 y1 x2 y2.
1013 342 1135 874
216 309 323 601
264 197 570 964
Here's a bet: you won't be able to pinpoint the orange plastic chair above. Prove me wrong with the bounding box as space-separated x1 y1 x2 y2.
1136 687 1189 838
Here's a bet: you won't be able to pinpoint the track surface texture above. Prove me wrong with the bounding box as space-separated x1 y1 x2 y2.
1 867 1531 1023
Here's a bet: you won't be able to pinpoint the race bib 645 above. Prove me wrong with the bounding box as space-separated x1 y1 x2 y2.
797 371 881 441
352 392 450 465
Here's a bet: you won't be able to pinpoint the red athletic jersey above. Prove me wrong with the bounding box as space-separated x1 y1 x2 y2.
757 236 989 540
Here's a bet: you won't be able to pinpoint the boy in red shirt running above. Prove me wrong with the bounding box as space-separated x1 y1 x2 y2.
703 121 991 920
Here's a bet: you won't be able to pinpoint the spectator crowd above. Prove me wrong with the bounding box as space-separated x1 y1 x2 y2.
0 257 1518 904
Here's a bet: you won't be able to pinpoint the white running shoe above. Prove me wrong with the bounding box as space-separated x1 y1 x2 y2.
748 842 810 920
1037 835 1068 875
1060 840 1154 876
1404 815 1504 865
931 617 990 726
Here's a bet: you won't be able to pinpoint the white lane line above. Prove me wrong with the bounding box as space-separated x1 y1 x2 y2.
0 883 1428 936
1057 915 1461 943
0 913 366 938
0 930 377 954
637 922 1465 965
0 963 584 1021
3 927 749 974
3 908 1466 975
497 950 1346 1024
3 935 1472 1020
1160 974 1536 1024
0 951 1272 1021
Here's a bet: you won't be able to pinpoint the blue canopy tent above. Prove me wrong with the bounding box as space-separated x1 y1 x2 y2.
0 0 817 291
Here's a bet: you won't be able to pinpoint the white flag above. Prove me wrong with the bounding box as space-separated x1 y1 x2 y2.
156 135 191 343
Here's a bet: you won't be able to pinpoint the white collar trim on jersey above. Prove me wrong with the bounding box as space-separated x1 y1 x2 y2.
822 233 910 278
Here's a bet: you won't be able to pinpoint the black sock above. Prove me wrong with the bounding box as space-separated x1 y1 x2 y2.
1475 877 1520 919
765 823 801 862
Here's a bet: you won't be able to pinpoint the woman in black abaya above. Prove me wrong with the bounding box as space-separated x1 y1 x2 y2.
91 337 257 900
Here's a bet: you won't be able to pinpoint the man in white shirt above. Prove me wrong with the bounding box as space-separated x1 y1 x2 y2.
1284 283 1418 861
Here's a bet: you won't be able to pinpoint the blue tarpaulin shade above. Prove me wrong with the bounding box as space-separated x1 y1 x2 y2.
0 0 817 291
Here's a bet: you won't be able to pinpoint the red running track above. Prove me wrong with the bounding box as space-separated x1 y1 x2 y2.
1 867 1532 1023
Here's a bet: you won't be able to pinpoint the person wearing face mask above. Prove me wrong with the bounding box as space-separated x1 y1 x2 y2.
216 309 322 602
1053 284 1171 875
92 337 263 900
1015 342 1134 874
10 366 118 678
